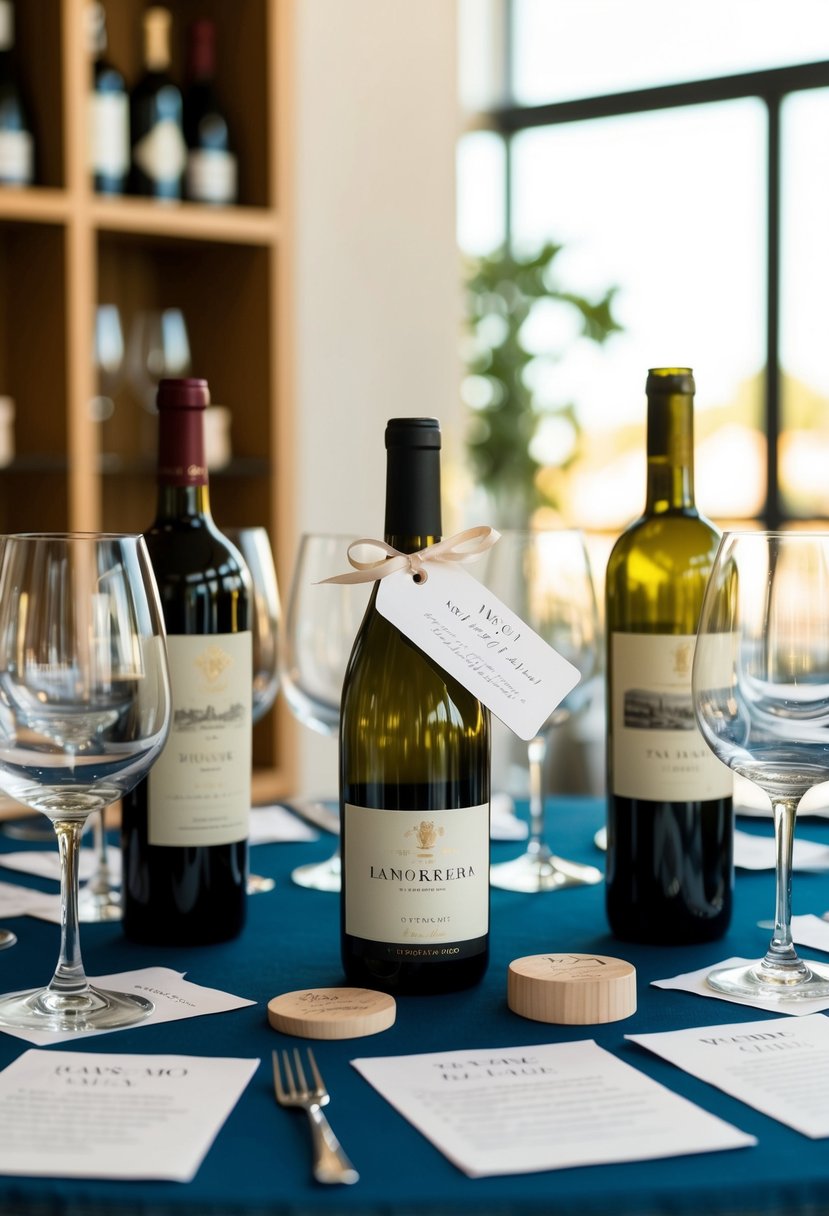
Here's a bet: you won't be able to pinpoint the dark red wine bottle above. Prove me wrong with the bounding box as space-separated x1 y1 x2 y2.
121 377 252 945
183 18 237 205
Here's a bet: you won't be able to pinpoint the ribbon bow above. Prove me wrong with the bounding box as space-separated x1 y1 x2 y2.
320 525 500 585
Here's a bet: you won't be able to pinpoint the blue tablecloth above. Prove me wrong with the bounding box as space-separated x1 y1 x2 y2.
0 797 828 1216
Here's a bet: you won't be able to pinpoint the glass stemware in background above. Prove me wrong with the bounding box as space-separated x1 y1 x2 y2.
693 530 829 1001
126 307 192 414
484 529 604 892
0 534 171 1032
226 526 282 896
91 303 125 428
279 533 365 892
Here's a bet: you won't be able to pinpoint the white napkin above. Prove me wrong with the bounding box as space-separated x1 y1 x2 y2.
653 956 829 1016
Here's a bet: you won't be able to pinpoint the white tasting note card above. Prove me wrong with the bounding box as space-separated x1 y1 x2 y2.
376 565 581 741
0 967 256 1047
351 1040 754 1177
734 829 829 872
0 1049 259 1180
0 847 123 884
0 878 55 919
628 1014 829 1138
653 958 829 1016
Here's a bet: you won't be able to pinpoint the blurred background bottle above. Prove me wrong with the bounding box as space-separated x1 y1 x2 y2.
130 5 185 199
0 0 33 187
183 18 237 206
86 1 128 195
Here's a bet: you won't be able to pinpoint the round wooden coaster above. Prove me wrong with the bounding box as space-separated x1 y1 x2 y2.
508 953 637 1025
267 987 396 1039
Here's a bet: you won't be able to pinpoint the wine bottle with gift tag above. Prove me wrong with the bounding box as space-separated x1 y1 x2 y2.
339 417 491 995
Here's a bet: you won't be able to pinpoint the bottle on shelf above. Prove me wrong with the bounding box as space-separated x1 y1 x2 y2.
183 18 238 206
129 5 186 200
86 1 128 195
339 417 491 994
121 376 252 945
0 0 33 187
604 367 733 944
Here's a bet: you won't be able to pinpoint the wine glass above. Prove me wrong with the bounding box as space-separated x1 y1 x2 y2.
279 533 365 892
484 529 604 892
693 530 829 1001
126 307 191 413
91 303 125 425
0 533 171 1032
226 526 282 895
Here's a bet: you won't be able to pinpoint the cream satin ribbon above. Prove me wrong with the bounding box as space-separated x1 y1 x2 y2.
319 525 500 585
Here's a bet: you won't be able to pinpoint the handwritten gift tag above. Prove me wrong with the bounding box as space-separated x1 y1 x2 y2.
376 564 581 741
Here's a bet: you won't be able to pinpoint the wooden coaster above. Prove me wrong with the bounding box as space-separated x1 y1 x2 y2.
267 987 396 1039
508 953 637 1025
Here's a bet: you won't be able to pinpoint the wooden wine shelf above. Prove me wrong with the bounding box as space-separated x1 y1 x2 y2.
0 0 297 797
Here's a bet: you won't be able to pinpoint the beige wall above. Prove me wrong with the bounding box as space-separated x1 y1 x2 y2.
292 0 461 794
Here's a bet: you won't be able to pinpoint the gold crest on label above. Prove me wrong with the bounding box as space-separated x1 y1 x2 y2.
196 643 232 683
672 642 692 676
405 819 445 855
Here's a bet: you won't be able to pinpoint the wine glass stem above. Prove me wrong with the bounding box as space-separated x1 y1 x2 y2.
766 796 799 966
49 818 90 999
526 734 550 859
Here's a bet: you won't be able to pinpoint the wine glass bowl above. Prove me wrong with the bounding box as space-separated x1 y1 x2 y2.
484 529 603 893
0 533 171 1032
225 526 281 725
279 533 366 891
693 530 829 1000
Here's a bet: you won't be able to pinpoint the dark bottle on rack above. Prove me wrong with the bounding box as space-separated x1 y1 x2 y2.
86 1 128 195
605 367 733 944
0 0 33 187
340 417 491 994
129 6 185 200
121 377 252 945
183 18 237 206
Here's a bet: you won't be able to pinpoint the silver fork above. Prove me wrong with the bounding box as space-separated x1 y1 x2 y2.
271 1048 359 1185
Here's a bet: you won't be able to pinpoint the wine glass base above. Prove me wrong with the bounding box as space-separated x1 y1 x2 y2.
707 957 829 1002
248 873 276 895
0 929 17 950
0 984 154 1033
77 888 122 923
490 850 603 893
292 851 341 893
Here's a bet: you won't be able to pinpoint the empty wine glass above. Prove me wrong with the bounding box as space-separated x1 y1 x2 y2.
226 526 282 895
0 533 171 1032
484 529 604 892
693 530 829 1001
279 533 366 892
126 308 191 414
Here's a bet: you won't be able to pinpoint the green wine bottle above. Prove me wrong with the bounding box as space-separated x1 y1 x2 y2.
340 417 490 994
605 368 733 944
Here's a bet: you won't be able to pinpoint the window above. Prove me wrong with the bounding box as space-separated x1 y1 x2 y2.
457 0 829 532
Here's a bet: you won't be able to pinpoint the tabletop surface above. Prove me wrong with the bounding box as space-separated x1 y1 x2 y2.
0 796 828 1216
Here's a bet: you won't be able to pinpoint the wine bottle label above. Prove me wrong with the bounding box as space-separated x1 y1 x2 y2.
148 631 252 847
133 118 187 184
610 632 732 800
343 803 489 950
0 129 33 184
186 149 237 205
88 92 129 176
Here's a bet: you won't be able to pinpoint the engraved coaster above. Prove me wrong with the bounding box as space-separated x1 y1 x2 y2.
508 953 637 1025
267 987 396 1039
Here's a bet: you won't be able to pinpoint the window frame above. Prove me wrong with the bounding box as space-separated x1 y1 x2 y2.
484 20 829 528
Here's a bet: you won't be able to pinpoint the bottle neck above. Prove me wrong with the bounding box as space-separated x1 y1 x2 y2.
645 391 696 514
383 443 442 553
155 405 212 521
144 11 171 72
